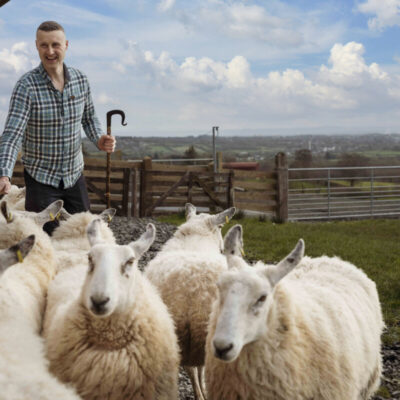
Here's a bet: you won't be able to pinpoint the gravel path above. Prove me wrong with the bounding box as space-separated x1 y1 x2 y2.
110 216 400 400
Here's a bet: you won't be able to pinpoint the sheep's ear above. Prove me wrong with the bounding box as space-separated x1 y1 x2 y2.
185 203 196 220
34 200 64 226
1 201 13 223
87 219 103 247
223 224 244 257
211 207 236 226
268 239 305 286
20 187 26 197
130 223 156 259
99 208 116 224
0 235 35 273
57 208 72 221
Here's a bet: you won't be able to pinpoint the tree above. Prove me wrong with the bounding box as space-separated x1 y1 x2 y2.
336 153 370 186
184 145 198 159
290 149 313 168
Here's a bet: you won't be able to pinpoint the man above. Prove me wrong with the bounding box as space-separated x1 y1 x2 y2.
0 21 115 233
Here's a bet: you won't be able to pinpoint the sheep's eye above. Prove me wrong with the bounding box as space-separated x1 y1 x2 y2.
121 257 135 274
256 295 267 304
231 250 235 255
88 255 95 273
126 257 135 266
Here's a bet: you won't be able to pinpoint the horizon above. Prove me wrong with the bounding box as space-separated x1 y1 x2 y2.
2 1 400 137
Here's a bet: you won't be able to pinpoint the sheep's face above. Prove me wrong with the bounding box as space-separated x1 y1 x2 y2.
212 266 272 362
181 203 236 251
212 236 305 362
84 244 137 318
0 199 63 227
84 220 156 318
0 235 35 276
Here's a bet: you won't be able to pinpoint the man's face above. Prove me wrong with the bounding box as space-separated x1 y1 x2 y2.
36 29 68 72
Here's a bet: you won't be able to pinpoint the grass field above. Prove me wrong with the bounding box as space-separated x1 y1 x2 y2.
158 214 400 344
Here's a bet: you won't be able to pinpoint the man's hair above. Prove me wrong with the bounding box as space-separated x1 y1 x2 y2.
37 21 65 33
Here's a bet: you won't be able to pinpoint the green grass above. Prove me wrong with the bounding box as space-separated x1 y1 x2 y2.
157 215 400 344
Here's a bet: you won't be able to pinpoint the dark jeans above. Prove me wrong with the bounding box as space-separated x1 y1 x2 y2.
24 170 90 235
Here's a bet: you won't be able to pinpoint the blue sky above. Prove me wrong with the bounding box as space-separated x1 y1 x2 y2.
1 0 400 136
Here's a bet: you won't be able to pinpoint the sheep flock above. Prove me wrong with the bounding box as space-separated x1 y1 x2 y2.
0 185 385 400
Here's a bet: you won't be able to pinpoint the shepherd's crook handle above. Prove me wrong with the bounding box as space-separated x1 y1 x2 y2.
107 110 127 134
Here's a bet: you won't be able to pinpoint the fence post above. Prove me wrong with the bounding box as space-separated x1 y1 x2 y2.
275 152 288 222
121 168 130 217
187 171 193 204
139 157 152 217
227 170 234 207
131 168 138 217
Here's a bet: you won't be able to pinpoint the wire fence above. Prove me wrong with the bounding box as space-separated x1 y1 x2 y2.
288 166 400 220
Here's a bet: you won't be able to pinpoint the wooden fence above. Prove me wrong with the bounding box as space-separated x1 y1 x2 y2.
10 153 289 221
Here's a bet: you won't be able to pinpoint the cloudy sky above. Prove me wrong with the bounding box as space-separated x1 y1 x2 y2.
1 0 400 136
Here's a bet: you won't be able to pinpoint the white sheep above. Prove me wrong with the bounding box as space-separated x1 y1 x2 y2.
0 201 81 400
144 203 236 400
205 224 384 400
0 234 35 275
43 219 180 400
0 198 63 226
50 208 116 273
0 185 26 211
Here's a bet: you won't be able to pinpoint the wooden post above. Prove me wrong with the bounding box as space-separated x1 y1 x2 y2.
121 168 130 217
139 157 152 217
227 170 234 208
131 168 138 217
275 152 288 223
187 171 193 204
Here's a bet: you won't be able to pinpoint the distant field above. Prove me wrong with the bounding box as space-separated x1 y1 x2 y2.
158 214 400 344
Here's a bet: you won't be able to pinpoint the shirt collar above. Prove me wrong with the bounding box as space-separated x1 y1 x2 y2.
38 62 71 86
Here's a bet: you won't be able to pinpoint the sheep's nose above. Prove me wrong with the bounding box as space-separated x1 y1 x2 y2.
90 296 110 312
213 339 234 359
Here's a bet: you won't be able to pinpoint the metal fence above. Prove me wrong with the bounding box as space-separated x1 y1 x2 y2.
288 166 400 220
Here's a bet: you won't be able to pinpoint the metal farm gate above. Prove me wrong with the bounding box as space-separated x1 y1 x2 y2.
288 166 400 220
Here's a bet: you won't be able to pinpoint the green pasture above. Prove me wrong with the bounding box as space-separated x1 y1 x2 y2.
158 214 400 345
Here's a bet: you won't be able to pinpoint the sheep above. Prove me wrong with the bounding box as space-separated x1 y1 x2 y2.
0 185 26 211
43 219 180 400
50 208 116 272
144 203 236 400
0 201 81 400
0 234 35 275
205 224 384 400
0 198 63 226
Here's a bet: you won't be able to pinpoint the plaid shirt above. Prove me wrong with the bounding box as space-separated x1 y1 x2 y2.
0 63 103 188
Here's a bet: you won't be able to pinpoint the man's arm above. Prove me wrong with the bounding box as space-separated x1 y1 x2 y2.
0 81 31 194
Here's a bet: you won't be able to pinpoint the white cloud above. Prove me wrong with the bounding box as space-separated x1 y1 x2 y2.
158 0 175 12
319 42 388 86
0 42 35 74
31 1 116 26
96 93 118 105
167 0 345 57
358 0 400 31
110 39 400 127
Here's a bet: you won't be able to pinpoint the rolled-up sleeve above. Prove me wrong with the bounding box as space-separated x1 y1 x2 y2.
0 81 31 178
81 78 103 148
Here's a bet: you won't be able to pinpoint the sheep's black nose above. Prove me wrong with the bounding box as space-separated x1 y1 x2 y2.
90 296 110 313
214 342 234 359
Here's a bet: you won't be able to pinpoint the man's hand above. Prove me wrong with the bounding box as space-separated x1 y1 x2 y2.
97 135 116 153
0 176 11 195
